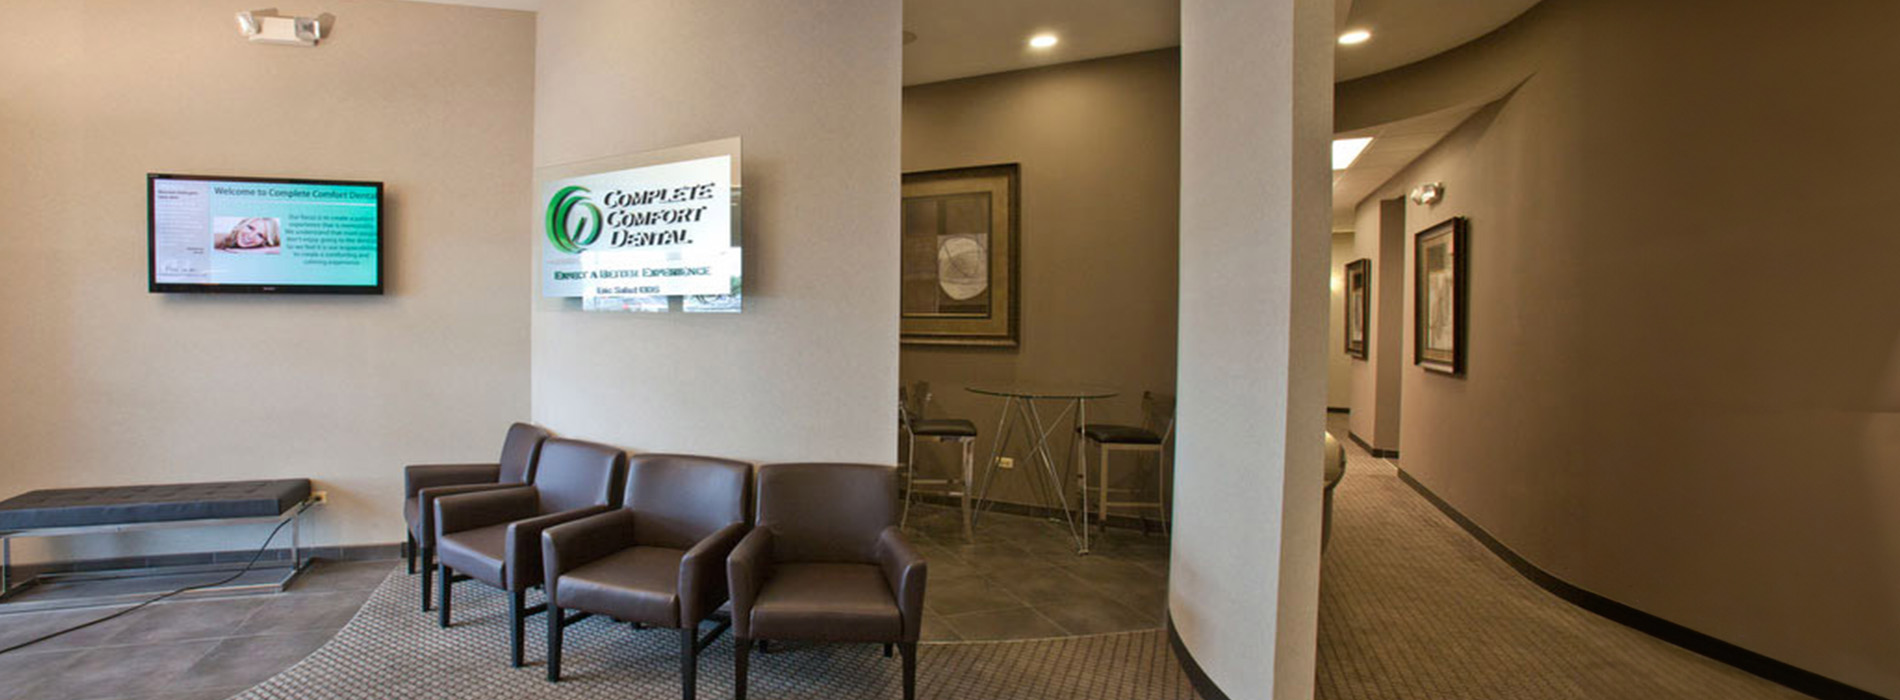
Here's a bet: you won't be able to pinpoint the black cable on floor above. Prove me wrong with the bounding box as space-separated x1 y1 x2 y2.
0 514 300 655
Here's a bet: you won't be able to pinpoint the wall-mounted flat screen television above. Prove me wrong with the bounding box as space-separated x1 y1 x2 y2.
148 174 384 294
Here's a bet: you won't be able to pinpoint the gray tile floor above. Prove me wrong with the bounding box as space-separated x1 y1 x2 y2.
0 558 393 700
899 502 1172 642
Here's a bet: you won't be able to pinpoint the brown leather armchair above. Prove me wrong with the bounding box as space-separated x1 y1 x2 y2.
728 463 927 700
402 422 550 612
434 437 626 667
539 454 752 697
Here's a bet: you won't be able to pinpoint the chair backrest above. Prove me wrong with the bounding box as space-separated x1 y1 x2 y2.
498 422 552 485
1142 391 1178 442
755 463 896 564
897 381 932 427
623 454 752 550
531 438 626 513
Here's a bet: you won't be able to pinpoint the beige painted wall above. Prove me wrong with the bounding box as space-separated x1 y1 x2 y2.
529 0 900 464
1346 197 1404 451
1327 231 1353 409
1342 0 1900 694
899 49 1180 512
0 0 535 562
1172 0 1332 697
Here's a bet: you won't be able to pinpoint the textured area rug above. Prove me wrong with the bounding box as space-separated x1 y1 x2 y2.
232 566 1195 700
1315 441 1813 700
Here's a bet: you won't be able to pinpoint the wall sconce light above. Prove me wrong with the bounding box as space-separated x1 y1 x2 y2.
236 9 331 46
1410 182 1443 206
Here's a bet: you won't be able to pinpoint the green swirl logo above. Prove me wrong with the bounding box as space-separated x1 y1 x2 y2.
544 185 603 254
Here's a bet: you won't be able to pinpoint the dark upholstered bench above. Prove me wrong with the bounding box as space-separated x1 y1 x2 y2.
0 479 315 610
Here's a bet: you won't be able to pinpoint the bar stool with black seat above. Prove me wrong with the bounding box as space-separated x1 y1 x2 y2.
897 382 977 541
540 453 752 698
401 422 551 612
727 463 927 700
433 437 627 667
1078 391 1175 534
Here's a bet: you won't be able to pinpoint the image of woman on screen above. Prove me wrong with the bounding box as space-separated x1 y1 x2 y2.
214 217 281 252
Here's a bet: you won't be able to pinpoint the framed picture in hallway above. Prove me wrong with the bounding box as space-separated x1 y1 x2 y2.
1414 217 1467 375
900 163 1020 347
1345 258 1370 359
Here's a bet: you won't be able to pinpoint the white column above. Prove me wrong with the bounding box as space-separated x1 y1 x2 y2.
1170 0 1333 697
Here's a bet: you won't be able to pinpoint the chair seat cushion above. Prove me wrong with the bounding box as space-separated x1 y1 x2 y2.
437 523 509 588
750 563 900 642
555 546 684 628
911 418 978 438
1082 423 1163 445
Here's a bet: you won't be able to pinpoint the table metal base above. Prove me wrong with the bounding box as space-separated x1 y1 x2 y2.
0 500 314 613
973 395 1094 553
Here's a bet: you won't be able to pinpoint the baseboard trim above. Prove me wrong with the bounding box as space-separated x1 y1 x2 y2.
1167 614 1232 700
1393 467 1888 700
905 491 1170 534
1346 431 1399 459
1326 406 1351 414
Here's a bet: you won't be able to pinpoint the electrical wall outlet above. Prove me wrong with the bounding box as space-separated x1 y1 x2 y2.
998 457 1015 470
311 490 329 505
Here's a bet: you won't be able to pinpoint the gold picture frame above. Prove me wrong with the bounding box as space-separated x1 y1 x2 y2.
900 164 1020 347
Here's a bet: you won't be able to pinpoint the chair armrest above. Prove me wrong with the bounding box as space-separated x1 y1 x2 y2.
404 462 502 498
415 483 520 543
679 522 747 624
726 527 774 639
875 526 928 641
541 509 638 603
435 486 536 537
505 505 614 590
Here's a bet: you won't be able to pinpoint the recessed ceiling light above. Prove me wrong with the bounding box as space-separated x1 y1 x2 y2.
1338 29 1371 45
1333 137 1373 170
1029 33 1059 49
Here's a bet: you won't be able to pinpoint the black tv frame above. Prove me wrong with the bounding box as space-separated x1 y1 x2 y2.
147 173 385 295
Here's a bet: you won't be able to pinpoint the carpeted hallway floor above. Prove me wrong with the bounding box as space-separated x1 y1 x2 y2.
1315 431 1813 700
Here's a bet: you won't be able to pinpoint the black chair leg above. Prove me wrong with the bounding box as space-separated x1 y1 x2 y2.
901 642 917 700
437 562 452 628
420 546 435 611
680 625 698 700
547 604 564 682
510 589 527 668
405 534 416 575
734 636 751 700
884 642 893 658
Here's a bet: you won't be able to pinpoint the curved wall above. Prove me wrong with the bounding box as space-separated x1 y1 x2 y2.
1172 0 1332 698
1340 1 1900 695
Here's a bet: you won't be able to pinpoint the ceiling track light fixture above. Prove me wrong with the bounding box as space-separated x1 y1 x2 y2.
1411 182 1444 205
235 8 332 47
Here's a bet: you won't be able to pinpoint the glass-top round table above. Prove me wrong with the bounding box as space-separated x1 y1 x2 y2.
964 384 1120 400
963 384 1120 554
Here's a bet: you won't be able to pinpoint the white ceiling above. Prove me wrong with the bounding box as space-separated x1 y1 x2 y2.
902 0 1179 86
1335 0 1542 81
1330 105 1478 229
405 0 1540 86
403 0 542 11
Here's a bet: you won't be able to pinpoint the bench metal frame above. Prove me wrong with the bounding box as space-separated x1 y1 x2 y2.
0 499 315 612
